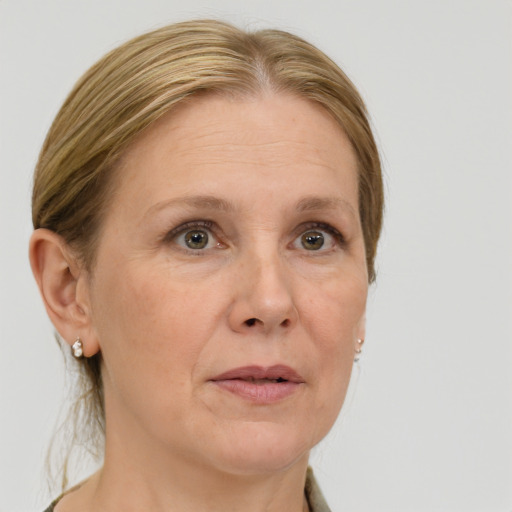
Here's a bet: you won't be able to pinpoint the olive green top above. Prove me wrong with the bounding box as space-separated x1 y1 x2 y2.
43 467 331 512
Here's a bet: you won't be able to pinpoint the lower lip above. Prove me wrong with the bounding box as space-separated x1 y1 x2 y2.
212 379 302 404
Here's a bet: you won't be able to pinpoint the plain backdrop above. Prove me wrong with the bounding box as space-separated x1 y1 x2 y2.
1 1 511 511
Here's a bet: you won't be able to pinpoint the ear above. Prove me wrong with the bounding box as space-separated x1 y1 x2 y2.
29 228 100 357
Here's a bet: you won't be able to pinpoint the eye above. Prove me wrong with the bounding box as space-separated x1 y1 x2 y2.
292 224 344 252
182 229 210 250
166 221 223 252
301 231 325 250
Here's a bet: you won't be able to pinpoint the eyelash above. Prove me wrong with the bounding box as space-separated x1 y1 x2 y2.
163 220 217 248
163 220 346 253
294 222 346 250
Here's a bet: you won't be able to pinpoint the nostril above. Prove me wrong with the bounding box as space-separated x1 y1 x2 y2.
244 318 291 327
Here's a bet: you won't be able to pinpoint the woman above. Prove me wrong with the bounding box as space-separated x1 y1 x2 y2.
30 19 383 512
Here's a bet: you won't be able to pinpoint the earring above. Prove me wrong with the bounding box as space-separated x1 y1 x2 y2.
72 337 84 358
354 338 365 362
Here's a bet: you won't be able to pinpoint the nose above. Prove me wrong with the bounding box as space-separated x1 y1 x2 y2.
227 249 298 335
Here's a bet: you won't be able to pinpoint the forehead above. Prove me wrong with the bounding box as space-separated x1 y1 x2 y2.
111 92 359 215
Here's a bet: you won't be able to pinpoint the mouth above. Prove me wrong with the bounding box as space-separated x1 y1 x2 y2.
210 365 305 403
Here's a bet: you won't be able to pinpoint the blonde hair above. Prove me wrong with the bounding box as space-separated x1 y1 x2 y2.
32 19 383 489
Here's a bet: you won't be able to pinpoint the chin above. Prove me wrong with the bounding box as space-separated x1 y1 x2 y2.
205 421 318 476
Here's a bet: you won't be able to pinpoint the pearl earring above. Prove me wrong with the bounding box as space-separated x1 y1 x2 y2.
72 337 84 358
354 338 365 362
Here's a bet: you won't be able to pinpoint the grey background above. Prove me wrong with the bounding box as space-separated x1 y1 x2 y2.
1 1 511 511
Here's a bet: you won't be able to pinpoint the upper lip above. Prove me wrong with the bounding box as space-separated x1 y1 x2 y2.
210 365 305 383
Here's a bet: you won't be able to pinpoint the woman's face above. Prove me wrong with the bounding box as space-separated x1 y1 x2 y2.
83 93 368 475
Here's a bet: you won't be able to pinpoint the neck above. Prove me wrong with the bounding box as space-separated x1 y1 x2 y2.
58 430 310 512
99 458 309 512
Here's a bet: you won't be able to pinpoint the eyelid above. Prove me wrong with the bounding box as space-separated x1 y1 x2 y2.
163 220 224 253
163 220 214 240
293 222 346 249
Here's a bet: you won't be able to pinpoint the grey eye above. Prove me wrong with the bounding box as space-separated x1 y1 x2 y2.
184 229 209 249
301 231 325 250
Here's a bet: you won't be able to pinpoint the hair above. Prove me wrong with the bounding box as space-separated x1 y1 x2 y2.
32 19 384 490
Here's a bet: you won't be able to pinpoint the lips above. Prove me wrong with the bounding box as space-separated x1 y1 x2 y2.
210 365 304 403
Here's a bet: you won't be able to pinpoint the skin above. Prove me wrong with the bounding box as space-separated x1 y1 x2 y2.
30 92 368 512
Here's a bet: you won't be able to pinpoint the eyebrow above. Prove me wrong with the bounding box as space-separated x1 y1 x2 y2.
143 195 234 221
296 196 357 218
143 194 356 220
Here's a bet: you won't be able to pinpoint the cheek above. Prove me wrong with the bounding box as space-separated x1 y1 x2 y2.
299 272 366 422
301 269 367 345
92 260 224 383
90 264 210 429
